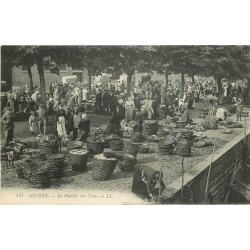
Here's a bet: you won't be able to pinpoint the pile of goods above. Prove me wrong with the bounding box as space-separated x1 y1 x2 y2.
177 129 194 142
138 144 150 154
92 154 118 181
39 134 61 154
123 141 140 156
147 135 161 142
242 109 249 117
130 132 144 143
69 149 89 172
170 128 183 138
143 120 158 136
157 126 170 137
176 138 192 157
110 138 124 151
2 141 26 161
158 140 175 155
176 121 187 128
202 117 218 130
193 139 214 147
224 122 243 128
118 154 137 171
221 128 234 134
66 141 84 151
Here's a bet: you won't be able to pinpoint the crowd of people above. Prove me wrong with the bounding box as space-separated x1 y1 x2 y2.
1 77 248 148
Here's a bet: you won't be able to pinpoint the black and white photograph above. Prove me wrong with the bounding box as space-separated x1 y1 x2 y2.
1 45 250 205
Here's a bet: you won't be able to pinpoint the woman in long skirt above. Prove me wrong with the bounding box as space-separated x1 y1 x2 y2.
125 96 135 122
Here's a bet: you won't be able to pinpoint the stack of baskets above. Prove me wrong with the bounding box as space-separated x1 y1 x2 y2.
47 154 65 179
86 139 105 155
69 149 89 171
123 141 140 156
92 154 118 181
170 128 182 138
130 133 144 143
158 140 175 155
29 162 51 188
110 138 124 151
176 121 187 128
203 117 218 130
118 154 137 171
176 138 192 157
179 129 194 141
143 120 158 136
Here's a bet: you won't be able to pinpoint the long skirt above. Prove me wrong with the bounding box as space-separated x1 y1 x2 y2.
57 116 67 137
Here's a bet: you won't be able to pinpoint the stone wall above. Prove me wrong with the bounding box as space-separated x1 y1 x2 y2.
162 129 250 204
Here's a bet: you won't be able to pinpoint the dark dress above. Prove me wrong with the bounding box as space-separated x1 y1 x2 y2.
78 119 90 142
132 165 165 200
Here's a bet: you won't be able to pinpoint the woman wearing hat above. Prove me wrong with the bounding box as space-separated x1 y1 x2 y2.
78 113 90 142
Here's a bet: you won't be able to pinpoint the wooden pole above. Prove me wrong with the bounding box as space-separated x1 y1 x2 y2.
158 163 163 204
181 155 184 201
204 138 216 203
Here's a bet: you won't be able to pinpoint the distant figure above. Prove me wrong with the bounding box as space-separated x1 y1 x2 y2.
125 96 135 121
29 111 37 135
78 113 90 142
236 98 243 121
215 108 229 121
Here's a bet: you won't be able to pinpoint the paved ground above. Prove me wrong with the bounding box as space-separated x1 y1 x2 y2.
1 103 250 204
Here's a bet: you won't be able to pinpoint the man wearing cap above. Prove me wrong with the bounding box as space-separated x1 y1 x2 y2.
0 107 15 147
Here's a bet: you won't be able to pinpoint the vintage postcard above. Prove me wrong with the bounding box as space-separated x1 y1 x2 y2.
1 45 250 205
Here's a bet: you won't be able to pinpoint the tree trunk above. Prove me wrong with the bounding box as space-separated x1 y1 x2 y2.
165 74 169 86
37 58 46 105
192 75 195 84
27 64 34 93
88 69 92 92
181 73 185 98
127 71 133 98
217 77 223 105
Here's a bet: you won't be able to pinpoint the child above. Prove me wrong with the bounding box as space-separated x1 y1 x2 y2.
29 111 37 135
236 98 243 121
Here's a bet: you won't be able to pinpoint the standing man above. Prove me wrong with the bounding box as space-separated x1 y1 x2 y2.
1 107 15 147
36 104 48 135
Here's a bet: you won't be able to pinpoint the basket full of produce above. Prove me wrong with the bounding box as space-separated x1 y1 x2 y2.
203 117 218 130
118 154 137 172
143 120 158 136
110 137 124 151
47 154 65 178
178 129 194 141
69 149 89 171
176 121 187 128
123 141 140 156
92 154 118 181
66 141 84 151
138 144 150 154
86 133 106 155
130 132 144 143
158 140 175 155
39 134 60 154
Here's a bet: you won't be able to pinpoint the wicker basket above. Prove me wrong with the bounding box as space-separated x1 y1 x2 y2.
66 141 84 151
158 140 175 155
143 120 158 136
28 162 51 188
40 143 59 154
69 149 89 171
110 138 124 151
123 141 140 156
92 156 118 181
203 117 218 130
86 139 105 155
179 129 194 141
139 144 150 154
119 154 137 171
176 138 192 157
176 121 186 128
47 154 65 179
130 133 144 143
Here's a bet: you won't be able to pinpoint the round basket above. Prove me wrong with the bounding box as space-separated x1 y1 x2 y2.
92 155 118 181
86 139 105 155
123 141 140 156
40 142 59 154
170 128 183 138
29 162 51 188
176 121 186 128
130 133 144 143
47 154 65 179
203 117 218 130
158 140 175 155
66 141 84 151
110 138 124 151
176 138 192 157
119 154 137 171
69 149 89 171
179 129 194 141
143 120 158 136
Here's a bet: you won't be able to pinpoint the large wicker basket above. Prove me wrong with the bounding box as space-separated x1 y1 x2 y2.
86 139 105 155
40 143 60 154
28 162 51 188
143 120 158 136
92 155 118 181
123 141 140 156
119 154 137 171
110 138 124 151
158 140 175 155
47 154 65 179
69 149 89 171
